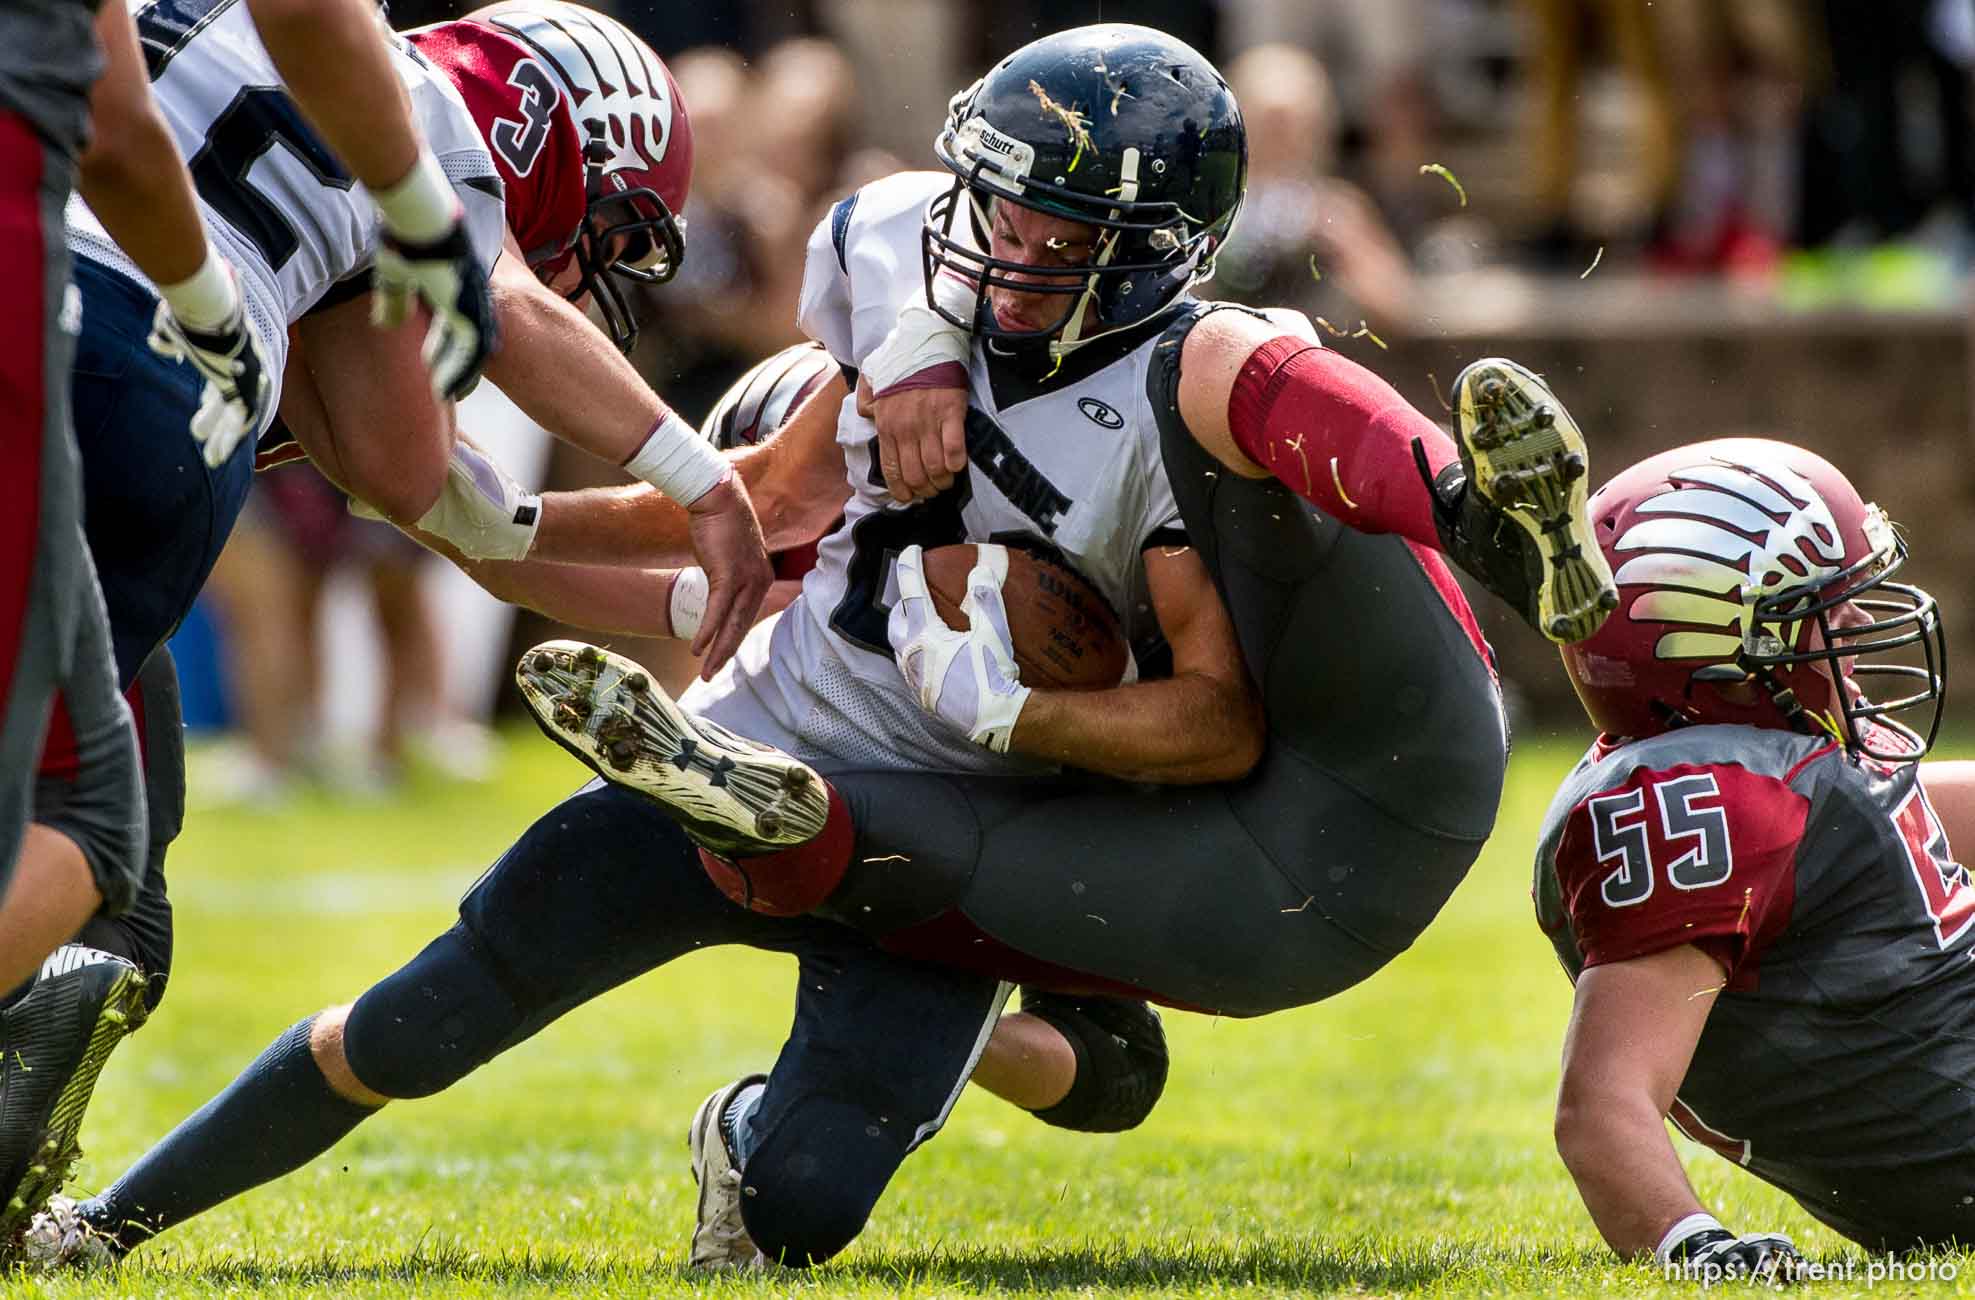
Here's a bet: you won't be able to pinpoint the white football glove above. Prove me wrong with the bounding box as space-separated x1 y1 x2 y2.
352 437 540 561
372 220 499 403
1659 1214 1802 1285
888 543 1031 752
146 294 273 469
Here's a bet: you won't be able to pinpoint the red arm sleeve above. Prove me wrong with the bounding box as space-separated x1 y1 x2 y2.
1553 762 1807 989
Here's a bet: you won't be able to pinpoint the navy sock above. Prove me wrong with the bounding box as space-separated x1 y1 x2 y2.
81 1016 377 1252
723 1080 766 1164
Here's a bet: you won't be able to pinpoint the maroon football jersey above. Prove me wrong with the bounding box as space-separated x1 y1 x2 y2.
1535 724 1975 1250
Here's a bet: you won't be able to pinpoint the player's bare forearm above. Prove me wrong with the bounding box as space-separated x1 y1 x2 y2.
749 369 853 541
468 557 684 638
1556 949 1724 1258
530 485 689 567
483 254 665 466
76 4 207 286
1553 1078 1706 1258
1016 542 1260 782
530 431 847 567
394 520 686 638
246 0 421 191
1010 672 1263 784
1921 761 1975 854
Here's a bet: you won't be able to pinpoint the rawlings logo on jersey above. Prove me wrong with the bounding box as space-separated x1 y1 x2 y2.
1609 456 1864 663
1077 397 1124 429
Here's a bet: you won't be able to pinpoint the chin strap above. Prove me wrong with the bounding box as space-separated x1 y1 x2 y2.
1744 662 1844 743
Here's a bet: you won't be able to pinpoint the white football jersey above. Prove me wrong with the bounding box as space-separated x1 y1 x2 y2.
684 171 1186 775
65 0 506 422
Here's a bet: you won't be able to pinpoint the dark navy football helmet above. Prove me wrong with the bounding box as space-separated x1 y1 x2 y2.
923 24 1247 357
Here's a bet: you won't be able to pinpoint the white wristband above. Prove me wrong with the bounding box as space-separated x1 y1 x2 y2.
668 566 708 642
373 148 460 244
155 246 240 332
860 273 976 397
622 411 729 505
1656 1213 1725 1265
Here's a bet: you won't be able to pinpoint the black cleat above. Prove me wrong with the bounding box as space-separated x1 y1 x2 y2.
0 946 149 1255
515 640 829 857
1427 357 1617 644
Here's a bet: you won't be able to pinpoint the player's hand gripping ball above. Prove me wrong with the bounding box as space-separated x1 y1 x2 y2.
889 543 1029 752
888 544 1128 751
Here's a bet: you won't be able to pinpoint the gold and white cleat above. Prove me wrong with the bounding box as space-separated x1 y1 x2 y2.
1449 357 1617 644
515 641 828 857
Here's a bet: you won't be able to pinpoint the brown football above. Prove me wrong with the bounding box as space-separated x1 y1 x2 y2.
920 544 1129 692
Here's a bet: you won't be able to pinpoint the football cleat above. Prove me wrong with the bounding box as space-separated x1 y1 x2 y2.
18 1195 116 1271
1430 357 1617 645
0 947 149 1254
687 1076 770 1271
516 641 829 857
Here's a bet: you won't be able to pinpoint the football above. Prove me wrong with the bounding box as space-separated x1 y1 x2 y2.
919 544 1129 691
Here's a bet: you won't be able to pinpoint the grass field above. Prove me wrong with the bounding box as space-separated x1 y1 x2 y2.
12 729 1974 1297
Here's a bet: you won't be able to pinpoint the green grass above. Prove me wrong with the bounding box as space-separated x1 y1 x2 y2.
13 730 1974 1296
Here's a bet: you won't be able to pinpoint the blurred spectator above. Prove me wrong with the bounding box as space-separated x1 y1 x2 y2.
634 37 885 418
1648 0 1811 276
816 0 964 163
201 468 494 804
611 0 814 57
1800 0 1973 249
753 38 859 200
1519 0 1680 266
1221 0 1436 247
964 0 1216 66
1216 44 1418 332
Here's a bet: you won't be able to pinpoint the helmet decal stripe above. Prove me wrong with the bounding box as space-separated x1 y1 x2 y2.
1665 462 1802 514
488 15 590 106
531 12 620 97
1655 631 1745 659
1613 517 1758 563
1631 589 1742 626
1635 487 1778 535
1611 552 1751 595
487 6 673 169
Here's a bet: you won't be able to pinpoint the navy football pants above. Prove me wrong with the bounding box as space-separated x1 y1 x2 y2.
342 779 1007 1266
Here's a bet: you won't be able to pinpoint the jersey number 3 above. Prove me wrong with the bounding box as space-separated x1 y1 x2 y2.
1587 773 1734 909
492 59 559 177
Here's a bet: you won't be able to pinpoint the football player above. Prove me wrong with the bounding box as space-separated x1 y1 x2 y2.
23 24 1596 1272
0 0 516 1247
1535 438 1969 1273
4 0 777 1256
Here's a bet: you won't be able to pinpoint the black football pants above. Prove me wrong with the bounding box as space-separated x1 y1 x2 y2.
340 778 1007 1267
823 386 1510 1015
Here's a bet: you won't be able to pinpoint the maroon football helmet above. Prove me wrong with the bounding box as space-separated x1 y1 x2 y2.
416 1 693 352
1561 438 1943 760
